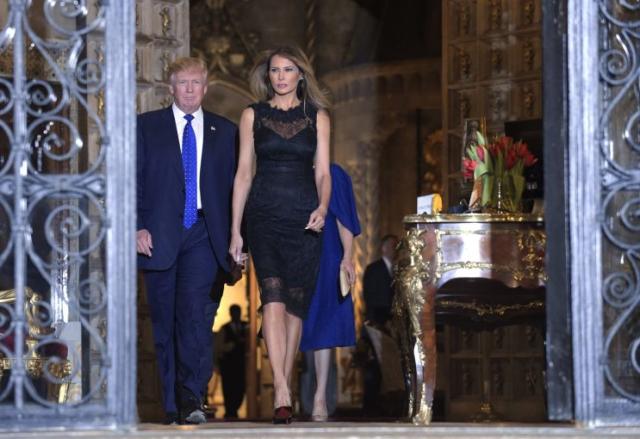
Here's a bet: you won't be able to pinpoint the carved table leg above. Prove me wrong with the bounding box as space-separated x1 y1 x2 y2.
414 282 437 424
394 226 435 425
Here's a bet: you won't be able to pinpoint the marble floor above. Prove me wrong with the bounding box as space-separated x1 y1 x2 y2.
3 422 640 439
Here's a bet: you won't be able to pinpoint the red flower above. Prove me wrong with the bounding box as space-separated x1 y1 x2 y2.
505 148 518 170
463 157 477 179
514 141 529 158
523 151 538 167
497 136 512 152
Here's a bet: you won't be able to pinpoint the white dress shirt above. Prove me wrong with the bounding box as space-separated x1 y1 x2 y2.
172 104 204 209
382 256 393 275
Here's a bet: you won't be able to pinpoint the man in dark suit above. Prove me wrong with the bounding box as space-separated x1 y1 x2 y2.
136 57 237 425
363 234 398 326
360 234 398 417
218 304 247 419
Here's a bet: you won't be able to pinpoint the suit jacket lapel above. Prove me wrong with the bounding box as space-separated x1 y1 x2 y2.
162 107 184 184
203 112 216 154
201 112 216 183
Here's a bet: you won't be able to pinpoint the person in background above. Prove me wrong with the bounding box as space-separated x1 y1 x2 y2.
218 304 248 419
359 234 398 417
299 163 361 421
362 234 398 327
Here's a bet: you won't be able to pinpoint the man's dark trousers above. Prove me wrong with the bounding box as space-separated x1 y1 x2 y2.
144 217 219 416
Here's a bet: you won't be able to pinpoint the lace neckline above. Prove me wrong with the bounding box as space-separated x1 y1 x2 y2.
256 101 313 123
266 101 302 113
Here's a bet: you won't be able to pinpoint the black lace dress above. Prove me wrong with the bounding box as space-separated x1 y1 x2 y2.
245 101 322 319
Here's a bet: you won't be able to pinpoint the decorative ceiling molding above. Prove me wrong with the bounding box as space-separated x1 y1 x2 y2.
191 0 259 89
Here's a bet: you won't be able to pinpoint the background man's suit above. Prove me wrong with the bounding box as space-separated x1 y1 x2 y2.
218 318 247 418
360 256 395 417
137 105 236 419
362 258 394 326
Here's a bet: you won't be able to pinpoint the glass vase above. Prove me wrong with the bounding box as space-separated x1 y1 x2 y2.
489 176 518 213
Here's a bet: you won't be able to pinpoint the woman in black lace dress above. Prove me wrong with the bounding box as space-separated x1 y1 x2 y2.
229 46 331 423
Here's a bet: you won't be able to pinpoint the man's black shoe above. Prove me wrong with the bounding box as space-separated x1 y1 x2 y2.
184 408 207 424
163 412 180 425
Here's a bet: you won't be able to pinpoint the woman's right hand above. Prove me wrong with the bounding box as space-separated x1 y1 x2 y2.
340 257 356 286
229 233 248 267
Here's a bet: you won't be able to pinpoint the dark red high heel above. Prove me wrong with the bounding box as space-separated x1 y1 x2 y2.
272 406 293 424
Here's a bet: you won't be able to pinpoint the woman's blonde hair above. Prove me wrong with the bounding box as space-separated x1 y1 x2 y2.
249 46 330 111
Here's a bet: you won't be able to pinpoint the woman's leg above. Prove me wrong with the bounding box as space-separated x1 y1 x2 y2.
262 302 290 407
312 348 331 417
283 311 302 386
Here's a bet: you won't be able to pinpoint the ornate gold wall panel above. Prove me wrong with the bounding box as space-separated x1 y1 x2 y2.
135 0 190 113
442 0 542 207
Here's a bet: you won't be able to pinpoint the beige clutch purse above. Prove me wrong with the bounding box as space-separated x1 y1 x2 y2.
339 267 350 297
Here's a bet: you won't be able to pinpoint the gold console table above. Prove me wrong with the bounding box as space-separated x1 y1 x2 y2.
392 213 546 424
0 288 72 403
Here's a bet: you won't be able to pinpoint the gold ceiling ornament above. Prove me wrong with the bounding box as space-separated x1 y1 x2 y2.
191 0 259 85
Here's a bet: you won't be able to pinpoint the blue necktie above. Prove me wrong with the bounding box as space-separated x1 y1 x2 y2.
182 114 197 229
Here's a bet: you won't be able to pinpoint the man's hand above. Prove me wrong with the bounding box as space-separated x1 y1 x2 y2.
137 229 153 257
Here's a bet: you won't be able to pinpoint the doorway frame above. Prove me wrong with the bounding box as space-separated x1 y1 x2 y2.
563 0 640 425
542 0 574 422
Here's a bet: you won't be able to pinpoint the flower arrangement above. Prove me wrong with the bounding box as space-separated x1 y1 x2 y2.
463 132 537 212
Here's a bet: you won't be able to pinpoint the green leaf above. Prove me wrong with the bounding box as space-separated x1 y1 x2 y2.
467 146 477 161
481 174 493 206
511 174 525 207
495 151 504 178
476 131 486 146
